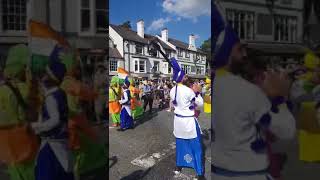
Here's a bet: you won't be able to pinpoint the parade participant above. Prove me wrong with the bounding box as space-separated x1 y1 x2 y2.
58 52 106 179
30 62 74 180
142 80 153 113
242 56 289 180
203 77 211 114
290 51 320 162
0 44 39 180
94 65 107 123
166 82 174 112
129 78 144 120
109 76 121 127
169 58 204 180
138 81 144 100
118 77 134 131
212 2 295 180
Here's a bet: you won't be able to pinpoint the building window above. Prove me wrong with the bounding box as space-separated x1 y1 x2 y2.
186 51 190 58
139 60 145 73
196 66 201 74
153 61 159 72
81 0 90 32
134 60 138 72
196 53 200 60
166 51 171 58
181 64 191 74
168 64 172 73
226 9 255 40
257 14 273 35
2 0 27 31
125 42 130 53
201 67 205 75
187 66 191 74
178 49 183 57
135 44 143 55
109 59 118 72
181 65 186 74
274 15 297 42
191 66 195 73
134 60 146 73
95 0 107 33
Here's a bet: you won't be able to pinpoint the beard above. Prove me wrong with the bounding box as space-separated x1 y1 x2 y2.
229 57 248 76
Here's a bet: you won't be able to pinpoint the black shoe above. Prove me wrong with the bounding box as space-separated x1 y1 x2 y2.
117 128 125 132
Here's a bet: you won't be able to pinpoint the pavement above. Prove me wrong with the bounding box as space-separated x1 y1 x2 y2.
109 106 211 180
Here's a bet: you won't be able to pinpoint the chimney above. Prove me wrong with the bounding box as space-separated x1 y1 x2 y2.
161 28 168 42
189 34 196 49
137 19 144 38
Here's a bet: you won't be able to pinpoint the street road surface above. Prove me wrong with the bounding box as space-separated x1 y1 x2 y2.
109 108 211 180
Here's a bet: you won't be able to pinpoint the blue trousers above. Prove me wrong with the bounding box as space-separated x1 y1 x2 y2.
120 107 134 129
176 119 204 175
35 143 74 180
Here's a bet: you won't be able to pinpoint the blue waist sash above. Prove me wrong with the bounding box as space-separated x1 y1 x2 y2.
212 165 268 177
175 114 194 118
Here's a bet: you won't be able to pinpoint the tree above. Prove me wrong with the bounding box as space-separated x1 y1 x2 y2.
200 37 211 70
121 21 131 29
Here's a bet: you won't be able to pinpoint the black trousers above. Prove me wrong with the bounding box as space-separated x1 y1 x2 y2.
143 94 153 111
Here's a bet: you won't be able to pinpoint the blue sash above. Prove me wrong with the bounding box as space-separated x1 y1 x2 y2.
175 114 194 118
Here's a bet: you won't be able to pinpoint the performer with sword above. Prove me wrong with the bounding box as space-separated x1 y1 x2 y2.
149 38 205 180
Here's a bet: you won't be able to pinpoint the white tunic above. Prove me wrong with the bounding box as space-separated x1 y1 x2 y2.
170 84 203 139
31 87 73 172
119 89 131 116
212 73 296 172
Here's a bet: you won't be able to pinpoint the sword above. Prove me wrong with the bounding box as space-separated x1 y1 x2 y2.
148 37 173 68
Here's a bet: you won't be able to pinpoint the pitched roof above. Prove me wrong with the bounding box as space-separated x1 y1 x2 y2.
109 47 123 58
144 34 174 51
168 38 205 54
168 38 189 49
110 24 174 51
110 24 148 44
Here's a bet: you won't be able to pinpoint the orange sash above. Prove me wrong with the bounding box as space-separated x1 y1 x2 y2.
109 101 121 114
0 125 39 164
68 114 97 150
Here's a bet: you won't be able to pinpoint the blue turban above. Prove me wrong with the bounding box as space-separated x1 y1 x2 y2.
212 2 240 68
169 57 186 105
46 61 66 83
124 76 130 87
170 57 185 83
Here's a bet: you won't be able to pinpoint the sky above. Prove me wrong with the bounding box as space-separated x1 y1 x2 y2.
110 0 211 48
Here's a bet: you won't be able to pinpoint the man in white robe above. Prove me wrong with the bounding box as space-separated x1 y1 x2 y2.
169 57 205 180
212 2 296 180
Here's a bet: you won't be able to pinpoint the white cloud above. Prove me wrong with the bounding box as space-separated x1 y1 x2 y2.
162 0 210 21
147 17 171 32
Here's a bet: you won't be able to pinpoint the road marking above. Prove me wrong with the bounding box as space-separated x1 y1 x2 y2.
131 129 211 170
173 172 192 180
152 153 161 159
131 142 176 169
